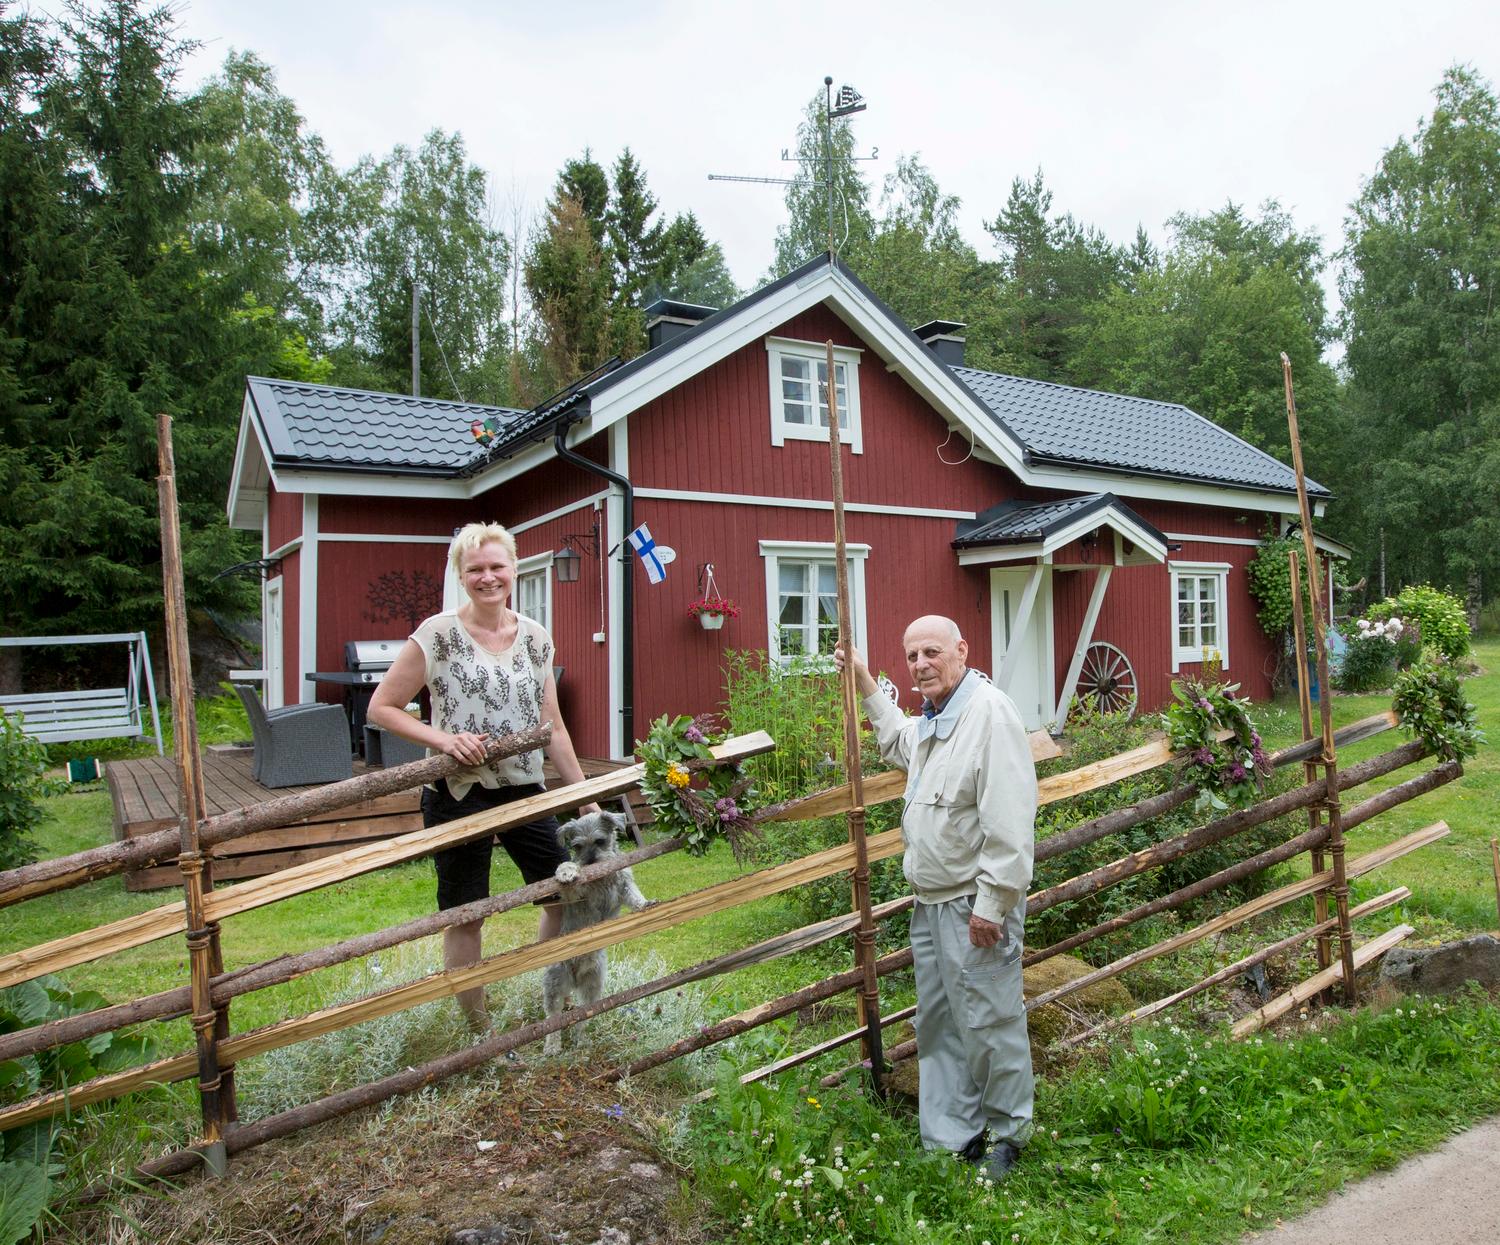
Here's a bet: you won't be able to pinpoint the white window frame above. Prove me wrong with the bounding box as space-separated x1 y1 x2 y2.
765 337 864 454
1169 561 1231 672
515 551 553 634
759 539 870 666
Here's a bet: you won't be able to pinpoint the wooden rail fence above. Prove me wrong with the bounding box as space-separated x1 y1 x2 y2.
0 402 1462 1193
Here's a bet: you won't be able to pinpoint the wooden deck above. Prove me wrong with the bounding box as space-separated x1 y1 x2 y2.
106 750 653 891
107 748 423 891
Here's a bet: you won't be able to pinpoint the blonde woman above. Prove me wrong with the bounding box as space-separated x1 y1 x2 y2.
368 522 598 1028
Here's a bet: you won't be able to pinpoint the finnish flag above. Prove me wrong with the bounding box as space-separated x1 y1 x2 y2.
628 523 667 584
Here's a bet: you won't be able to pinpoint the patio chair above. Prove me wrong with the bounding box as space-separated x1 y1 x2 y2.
234 685 353 789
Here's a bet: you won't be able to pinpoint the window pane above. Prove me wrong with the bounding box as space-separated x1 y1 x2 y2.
817 594 838 625
1201 622 1218 646
1178 601 1195 626
779 563 805 592
1179 625 1195 648
779 626 806 655
817 563 837 593
1198 579 1215 604
779 595 804 627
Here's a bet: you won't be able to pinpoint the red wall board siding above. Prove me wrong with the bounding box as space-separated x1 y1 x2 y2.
267 485 301 552
511 505 612 759
314 541 450 706
319 494 475 536
628 304 1004 512
613 497 994 733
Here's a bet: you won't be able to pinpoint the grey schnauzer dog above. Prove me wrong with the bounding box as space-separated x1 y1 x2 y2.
542 811 651 1055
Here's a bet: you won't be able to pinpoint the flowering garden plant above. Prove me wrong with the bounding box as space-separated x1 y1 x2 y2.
1161 677 1270 812
685 595 741 620
637 713 762 860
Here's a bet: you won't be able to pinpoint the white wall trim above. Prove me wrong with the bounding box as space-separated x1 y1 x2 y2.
515 550 554 635
765 336 864 454
1164 531 1263 548
758 540 870 664
1168 560 1231 673
263 575 284 710
635 485 974 521
298 495 318 703
607 422 628 759
266 536 303 561
509 489 611 537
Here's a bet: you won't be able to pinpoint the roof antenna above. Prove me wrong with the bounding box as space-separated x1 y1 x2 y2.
708 77 876 262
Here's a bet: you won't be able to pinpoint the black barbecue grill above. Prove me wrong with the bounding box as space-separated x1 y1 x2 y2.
304 639 406 753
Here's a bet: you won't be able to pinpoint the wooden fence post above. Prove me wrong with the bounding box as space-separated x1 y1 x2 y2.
157 415 232 1172
1281 356 1357 1006
825 337 885 1097
1288 551 1333 991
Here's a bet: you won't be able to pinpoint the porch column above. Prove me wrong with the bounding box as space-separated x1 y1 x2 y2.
995 563 1043 692
1054 565 1112 725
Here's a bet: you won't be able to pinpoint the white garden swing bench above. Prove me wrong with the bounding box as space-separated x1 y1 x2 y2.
0 633 163 754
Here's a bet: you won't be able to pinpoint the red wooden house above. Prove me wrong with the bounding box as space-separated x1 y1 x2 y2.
226 256 1339 759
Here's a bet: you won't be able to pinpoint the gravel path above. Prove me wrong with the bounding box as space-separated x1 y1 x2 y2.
1247 1114 1500 1243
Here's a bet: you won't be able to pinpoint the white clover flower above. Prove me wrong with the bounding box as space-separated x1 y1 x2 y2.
916 1219 926 1231
1199 1085 1208 1095
874 1194 884 1205
1091 1161 1102 1173
870 1132 880 1141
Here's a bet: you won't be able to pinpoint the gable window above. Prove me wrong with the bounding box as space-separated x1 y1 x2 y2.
766 337 863 453
1169 562 1230 672
759 540 869 665
515 552 553 634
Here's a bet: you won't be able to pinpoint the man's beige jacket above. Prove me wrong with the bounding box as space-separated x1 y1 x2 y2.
864 671 1038 925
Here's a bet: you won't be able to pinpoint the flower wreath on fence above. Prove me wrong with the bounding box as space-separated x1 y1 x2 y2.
1161 677 1271 812
637 713 764 860
1391 654 1485 762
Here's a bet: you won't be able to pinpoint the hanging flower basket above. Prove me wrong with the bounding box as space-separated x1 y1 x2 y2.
687 595 740 630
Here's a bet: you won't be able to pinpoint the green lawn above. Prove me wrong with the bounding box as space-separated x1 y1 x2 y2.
1254 637 1500 936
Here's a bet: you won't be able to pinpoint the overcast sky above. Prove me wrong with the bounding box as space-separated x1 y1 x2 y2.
174 0 1496 315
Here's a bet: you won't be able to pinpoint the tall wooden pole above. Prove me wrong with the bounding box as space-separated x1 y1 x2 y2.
1288 552 1332 986
1280 356 1358 1006
825 339 885 1096
157 415 232 1172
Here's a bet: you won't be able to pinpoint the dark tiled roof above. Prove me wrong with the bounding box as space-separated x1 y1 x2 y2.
246 376 523 474
951 367 1331 497
953 492 1167 548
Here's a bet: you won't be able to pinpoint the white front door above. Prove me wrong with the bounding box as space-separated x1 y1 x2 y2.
264 577 284 709
989 567 1052 730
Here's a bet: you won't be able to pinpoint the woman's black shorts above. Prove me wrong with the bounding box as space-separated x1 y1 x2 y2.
421 781 568 910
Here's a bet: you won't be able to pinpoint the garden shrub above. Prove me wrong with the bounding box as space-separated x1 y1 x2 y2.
0 714 56 870
1368 584 1470 660
1335 618 1402 692
1028 708 1295 960
721 651 850 805
0 977 162 1242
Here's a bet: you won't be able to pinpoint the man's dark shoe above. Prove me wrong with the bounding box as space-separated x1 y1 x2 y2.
980 1140 1021 1183
958 1129 989 1164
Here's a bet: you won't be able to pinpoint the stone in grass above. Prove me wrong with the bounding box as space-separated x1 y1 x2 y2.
1380 934 1500 995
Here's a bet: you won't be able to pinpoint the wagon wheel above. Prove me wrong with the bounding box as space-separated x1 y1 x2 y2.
1076 642 1138 718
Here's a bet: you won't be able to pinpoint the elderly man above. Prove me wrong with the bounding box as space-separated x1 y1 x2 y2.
837 615 1037 1179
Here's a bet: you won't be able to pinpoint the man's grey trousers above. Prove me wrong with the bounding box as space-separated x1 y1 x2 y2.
910 895 1034 1152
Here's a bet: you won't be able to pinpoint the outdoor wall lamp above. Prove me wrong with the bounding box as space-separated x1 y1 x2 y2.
555 518 600 584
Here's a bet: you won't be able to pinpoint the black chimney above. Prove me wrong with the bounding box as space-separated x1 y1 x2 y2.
913 319 966 368
644 298 718 351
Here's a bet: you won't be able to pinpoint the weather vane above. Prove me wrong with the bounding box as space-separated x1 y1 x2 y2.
708 75 876 257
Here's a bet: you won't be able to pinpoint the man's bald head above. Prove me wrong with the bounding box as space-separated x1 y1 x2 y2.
902 615 968 705
903 615 963 648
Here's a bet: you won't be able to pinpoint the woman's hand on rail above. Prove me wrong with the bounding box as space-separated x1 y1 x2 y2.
441 731 491 767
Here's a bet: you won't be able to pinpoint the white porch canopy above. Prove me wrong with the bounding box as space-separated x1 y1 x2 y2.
952 494 1169 728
